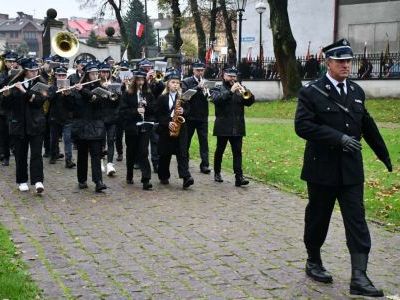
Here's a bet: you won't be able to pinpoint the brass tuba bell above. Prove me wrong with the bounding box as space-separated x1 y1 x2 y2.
51 31 79 58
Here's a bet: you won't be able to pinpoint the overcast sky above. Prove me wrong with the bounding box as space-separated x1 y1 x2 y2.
2 0 159 19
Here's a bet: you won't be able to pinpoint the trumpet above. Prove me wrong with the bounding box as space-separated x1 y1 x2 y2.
155 71 164 82
235 82 252 100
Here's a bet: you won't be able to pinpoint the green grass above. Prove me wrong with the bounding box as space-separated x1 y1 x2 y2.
0 224 41 299
190 122 400 230
209 99 400 123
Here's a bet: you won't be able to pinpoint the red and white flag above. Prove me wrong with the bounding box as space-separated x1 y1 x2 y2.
136 22 144 38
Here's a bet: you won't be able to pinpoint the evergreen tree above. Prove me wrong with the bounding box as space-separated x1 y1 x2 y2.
86 30 98 47
123 0 156 59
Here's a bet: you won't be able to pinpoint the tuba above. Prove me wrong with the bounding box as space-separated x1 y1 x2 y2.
169 92 186 138
51 31 79 58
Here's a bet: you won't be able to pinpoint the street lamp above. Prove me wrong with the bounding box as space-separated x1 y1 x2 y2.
154 21 161 52
235 0 248 67
255 1 267 67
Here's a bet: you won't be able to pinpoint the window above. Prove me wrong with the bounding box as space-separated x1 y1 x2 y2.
9 32 19 38
24 31 36 39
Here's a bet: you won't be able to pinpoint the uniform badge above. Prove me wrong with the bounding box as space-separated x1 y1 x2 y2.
350 85 355 91
355 99 362 104
325 84 331 91
343 40 348 46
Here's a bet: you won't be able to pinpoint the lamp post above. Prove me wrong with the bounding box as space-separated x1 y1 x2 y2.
235 0 247 67
255 1 266 67
154 21 161 52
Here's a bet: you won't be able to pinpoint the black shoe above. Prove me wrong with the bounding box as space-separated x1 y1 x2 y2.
43 152 50 158
153 164 158 173
65 160 76 168
143 181 153 190
200 166 211 174
235 175 249 187
49 157 57 164
126 179 134 184
305 260 333 283
116 153 123 161
160 179 169 185
95 181 107 192
183 176 194 189
79 182 88 189
1 157 9 166
58 153 64 159
214 173 223 182
350 253 384 297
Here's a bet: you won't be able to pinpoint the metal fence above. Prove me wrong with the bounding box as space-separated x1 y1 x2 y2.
181 53 400 80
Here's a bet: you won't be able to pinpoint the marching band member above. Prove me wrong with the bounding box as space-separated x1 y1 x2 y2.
182 61 211 174
0 51 19 166
1 58 48 193
72 61 107 192
47 67 76 168
119 70 153 190
99 62 119 176
211 66 255 186
155 70 194 189
139 58 164 173
68 58 86 85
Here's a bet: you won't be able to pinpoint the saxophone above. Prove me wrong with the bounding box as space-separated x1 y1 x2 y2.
169 92 186 138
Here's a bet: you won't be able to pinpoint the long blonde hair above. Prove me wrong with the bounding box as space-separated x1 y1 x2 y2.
162 79 182 95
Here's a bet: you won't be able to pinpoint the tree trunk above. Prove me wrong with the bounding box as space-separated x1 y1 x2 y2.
189 0 207 60
171 0 183 52
107 0 131 58
267 0 302 99
209 0 217 45
219 0 236 53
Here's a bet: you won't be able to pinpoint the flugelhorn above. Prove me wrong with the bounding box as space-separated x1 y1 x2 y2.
236 82 252 100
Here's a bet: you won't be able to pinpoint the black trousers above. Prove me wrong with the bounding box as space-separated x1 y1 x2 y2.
214 136 243 176
102 123 116 163
125 132 151 182
76 139 103 184
43 116 50 155
187 120 209 168
150 126 159 167
304 182 371 254
115 122 124 155
158 153 191 180
49 122 62 159
13 135 44 184
0 115 10 159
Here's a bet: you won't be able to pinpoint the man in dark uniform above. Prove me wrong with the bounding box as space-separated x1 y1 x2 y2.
210 67 255 186
0 51 19 166
182 61 211 174
295 39 392 297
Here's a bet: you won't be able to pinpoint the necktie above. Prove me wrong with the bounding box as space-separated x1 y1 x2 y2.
337 82 346 103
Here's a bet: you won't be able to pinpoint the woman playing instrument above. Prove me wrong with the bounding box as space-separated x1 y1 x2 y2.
71 61 107 192
1 58 48 193
119 71 154 190
154 70 194 189
99 62 120 176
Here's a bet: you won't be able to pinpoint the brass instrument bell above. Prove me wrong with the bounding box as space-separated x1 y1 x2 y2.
51 31 79 58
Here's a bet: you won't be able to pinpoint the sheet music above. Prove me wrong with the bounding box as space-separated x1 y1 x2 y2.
31 82 50 93
181 89 197 100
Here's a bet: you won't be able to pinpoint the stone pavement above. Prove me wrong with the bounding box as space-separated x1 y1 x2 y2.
0 156 399 299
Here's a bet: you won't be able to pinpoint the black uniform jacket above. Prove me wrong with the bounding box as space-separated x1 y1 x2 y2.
182 76 209 121
100 84 120 125
71 81 105 141
295 75 391 186
48 84 76 125
211 81 255 137
155 93 190 156
1 77 47 137
119 89 155 135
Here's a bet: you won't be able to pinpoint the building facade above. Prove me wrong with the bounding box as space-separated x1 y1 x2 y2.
240 0 400 59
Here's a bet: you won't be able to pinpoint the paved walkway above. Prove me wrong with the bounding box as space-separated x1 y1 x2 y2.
0 156 399 299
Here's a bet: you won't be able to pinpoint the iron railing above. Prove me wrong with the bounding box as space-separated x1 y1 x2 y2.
181 53 400 80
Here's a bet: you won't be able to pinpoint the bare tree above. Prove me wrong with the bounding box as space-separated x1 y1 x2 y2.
189 0 207 60
219 0 236 53
209 0 218 45
267 0 301 98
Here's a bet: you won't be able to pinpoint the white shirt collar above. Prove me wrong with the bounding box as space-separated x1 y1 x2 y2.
326 72 347 94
